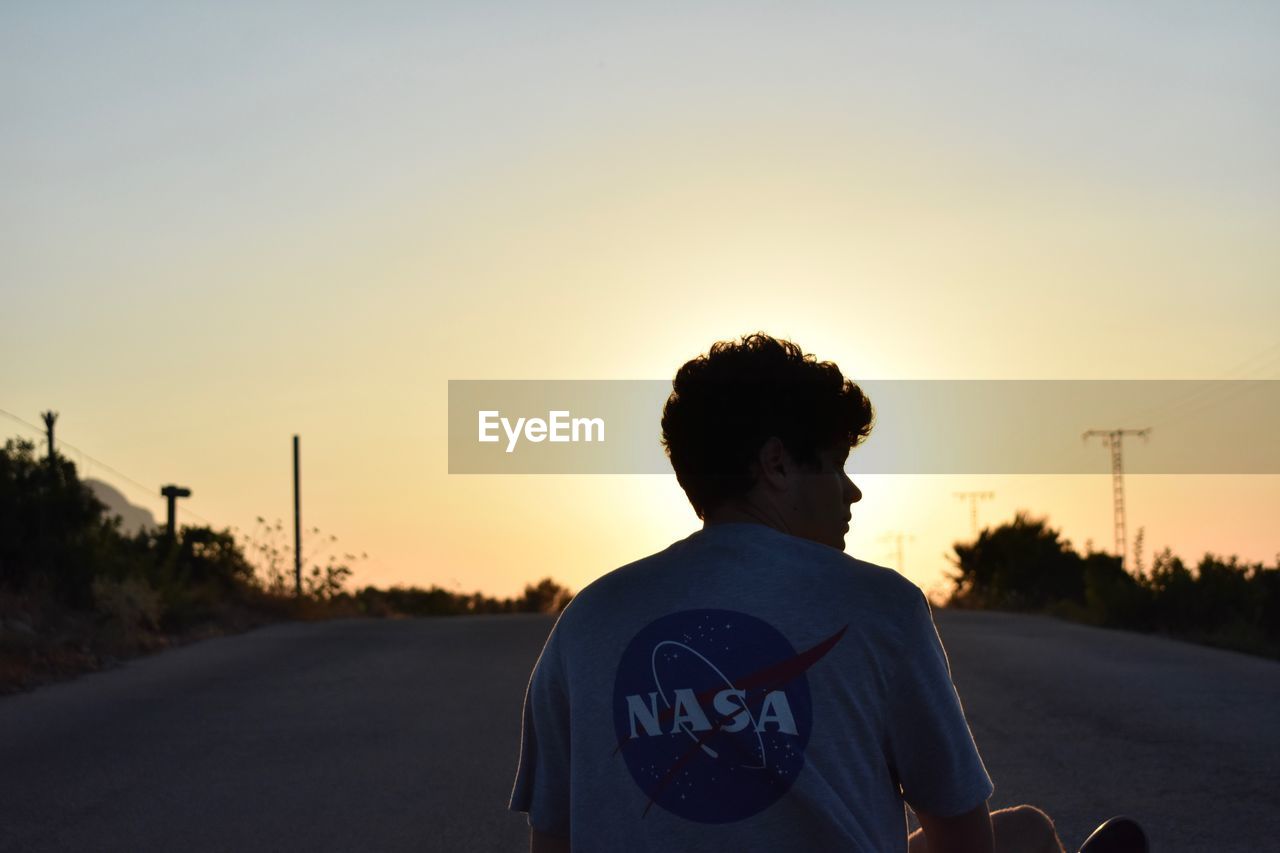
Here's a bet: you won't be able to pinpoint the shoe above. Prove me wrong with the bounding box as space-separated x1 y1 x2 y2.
1077 815 1149 853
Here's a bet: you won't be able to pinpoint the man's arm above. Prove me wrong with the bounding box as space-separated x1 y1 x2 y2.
531 828 571 853
885 591 996 845
911 800 995 853
510 623 572 846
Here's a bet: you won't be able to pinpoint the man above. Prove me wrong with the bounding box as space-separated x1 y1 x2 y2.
509 334 1144 853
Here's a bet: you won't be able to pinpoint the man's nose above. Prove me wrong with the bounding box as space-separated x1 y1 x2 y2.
846 476 862 504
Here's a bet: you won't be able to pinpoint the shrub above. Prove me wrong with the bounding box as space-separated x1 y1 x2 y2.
91 575 162 631
949 515 1278 659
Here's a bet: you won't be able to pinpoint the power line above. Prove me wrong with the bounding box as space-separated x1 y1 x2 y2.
1147 379 1274 431
0 406 215 527
0 407 45 436
1124 341 1280 427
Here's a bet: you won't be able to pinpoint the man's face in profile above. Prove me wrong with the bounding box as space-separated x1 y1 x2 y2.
789 445 861 551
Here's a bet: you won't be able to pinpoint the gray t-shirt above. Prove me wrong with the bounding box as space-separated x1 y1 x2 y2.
509 522 993 852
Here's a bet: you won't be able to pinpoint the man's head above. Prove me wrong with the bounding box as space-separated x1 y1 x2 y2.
660 333 874 549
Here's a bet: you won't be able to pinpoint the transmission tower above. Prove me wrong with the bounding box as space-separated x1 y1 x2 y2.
1082 428 1150 571
878 531 915 573
953 491 994 536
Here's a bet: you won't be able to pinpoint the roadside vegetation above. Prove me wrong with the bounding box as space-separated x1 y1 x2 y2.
0 436 572 694
947 511 1280 660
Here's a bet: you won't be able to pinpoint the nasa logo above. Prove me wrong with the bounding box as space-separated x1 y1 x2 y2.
612 609 846 824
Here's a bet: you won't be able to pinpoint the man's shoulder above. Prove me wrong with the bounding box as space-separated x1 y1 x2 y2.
556 540 685 622
558 527 923 633
793 544 926 622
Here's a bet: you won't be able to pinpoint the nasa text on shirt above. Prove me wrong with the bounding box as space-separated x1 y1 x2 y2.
612 609 846 823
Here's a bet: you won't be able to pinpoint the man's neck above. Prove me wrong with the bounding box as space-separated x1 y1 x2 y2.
702 502 793 537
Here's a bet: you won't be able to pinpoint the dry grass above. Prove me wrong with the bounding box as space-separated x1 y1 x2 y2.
0 587 340 696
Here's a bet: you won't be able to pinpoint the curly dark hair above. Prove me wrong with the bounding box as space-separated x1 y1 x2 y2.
660 333 874 520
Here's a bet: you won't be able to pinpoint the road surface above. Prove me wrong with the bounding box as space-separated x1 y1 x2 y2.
1 611 1276 851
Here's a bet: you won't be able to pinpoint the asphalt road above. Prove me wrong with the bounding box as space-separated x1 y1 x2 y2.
1 611 1276 852
941 610 1280 852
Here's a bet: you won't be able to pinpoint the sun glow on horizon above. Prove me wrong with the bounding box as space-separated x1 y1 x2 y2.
4 3 1277 597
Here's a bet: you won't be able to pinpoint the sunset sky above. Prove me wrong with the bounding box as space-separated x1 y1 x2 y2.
4 3 1277 598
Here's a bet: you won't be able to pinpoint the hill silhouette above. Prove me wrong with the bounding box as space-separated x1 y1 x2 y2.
83 478 156 536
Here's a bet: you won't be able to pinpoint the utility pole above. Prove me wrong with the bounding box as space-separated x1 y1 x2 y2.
40 411 57 461
878 531 915 573
293 434 302 597
160 485 191 540
1082 428 1150 571
953 491 994 537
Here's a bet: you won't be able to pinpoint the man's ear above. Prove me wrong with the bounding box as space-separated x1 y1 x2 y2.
754 436 792 492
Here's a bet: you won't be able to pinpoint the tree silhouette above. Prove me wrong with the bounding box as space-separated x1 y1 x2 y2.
949 511 1086 610
948 512 1279 658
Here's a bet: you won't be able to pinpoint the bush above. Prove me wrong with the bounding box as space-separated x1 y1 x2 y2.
1082 552 1150 628
0 438 113 604
948 515 1279 659
950 511 1085 610
91 575 162 631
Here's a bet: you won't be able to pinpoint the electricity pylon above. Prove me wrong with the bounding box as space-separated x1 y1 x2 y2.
953 491 994 537
1082 428 1150 571
878 531 915 573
